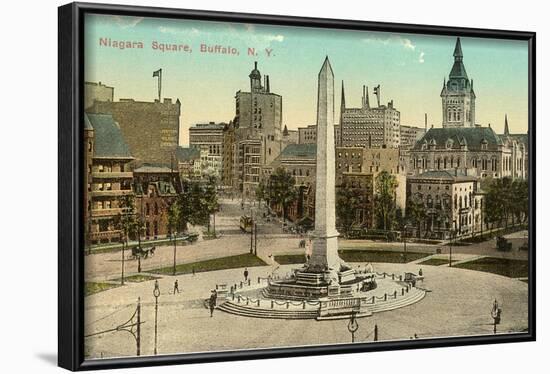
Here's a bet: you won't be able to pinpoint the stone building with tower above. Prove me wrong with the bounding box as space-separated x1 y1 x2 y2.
410 38 527 180
441 38 476 128
339 82 401 148
83 113 134 246
225 62 284 198
87 96 181 167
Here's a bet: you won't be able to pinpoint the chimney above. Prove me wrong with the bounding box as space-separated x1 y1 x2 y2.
266 75 270 93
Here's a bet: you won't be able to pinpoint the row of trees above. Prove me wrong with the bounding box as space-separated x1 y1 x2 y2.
114 176 220 277
484 177 529 229
256 167 297 222
337 171 400 237
114 176 219 245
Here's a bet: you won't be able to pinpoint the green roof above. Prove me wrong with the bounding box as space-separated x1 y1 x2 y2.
176 146 200 161
413 126 503 151
85 113 132 158
279 143 317 159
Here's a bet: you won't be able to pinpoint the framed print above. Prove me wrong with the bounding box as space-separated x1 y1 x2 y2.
58 2 535 371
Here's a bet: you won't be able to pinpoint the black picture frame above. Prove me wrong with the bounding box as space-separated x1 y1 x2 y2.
58 2 536 371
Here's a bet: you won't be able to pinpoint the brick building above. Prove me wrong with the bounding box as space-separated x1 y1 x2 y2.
135 181 177 240
87 97 181 166
84 113 134 246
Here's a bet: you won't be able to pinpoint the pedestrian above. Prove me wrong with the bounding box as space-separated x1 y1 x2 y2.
209 290 217 317
173 279 180 294
244 268 249 281
418 268 423 276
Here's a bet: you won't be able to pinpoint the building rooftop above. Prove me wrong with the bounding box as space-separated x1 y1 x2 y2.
134 165 175 173
409 169 477 182
190 122 227 130
279 143 317 159
84 113 132 158
413 126 503 151
176 146 200 162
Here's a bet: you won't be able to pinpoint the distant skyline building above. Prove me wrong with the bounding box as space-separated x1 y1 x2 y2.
441 38 476 128
234 61 283 166
84 81 114 110
339 82 401 148
189 122 226 177
87 93 181 167
297 124 340 145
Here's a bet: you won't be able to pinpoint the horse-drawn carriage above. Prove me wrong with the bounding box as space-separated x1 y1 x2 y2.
130 246 156 260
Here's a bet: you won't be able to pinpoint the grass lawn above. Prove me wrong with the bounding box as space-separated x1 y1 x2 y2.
274 254 306 265
149 253 267 275
110 274 160 283
85 282 120 296
455 257 529 278
417 258 457 266
338 249 428 263
274 250 427 265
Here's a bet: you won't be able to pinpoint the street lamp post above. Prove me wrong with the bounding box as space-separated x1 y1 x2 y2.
449 230 454 267
153 280 161 355
120 238 125 285
347 311 359 343
402 224 409 263
172 231 177 276
491 299 502 334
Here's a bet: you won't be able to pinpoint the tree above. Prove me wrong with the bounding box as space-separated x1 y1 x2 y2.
203 176 219 234
374 171 398 231
256 179 270 208
336 184 361 238
114 194 138 285
406 198 426 238
511 179 529 224
167 201 182 276
269 167 297 223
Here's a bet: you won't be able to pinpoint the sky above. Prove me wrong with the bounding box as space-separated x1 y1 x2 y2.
84 14 529 146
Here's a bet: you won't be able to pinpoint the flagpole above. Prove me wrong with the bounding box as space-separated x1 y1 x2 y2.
158 69 162 102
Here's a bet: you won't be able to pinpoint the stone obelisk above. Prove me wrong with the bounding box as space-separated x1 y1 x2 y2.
307 57 348 278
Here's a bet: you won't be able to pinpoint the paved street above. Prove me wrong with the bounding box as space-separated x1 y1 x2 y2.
85 199 528 282
84 262 528 359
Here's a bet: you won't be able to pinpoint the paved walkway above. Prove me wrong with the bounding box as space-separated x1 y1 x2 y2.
84 262 528 359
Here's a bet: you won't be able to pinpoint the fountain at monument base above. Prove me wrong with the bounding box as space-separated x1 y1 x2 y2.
215 265 426 320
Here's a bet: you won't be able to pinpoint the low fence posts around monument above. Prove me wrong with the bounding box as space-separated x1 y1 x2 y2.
303 301 306 309
394 290 397 298
286 301 290 309
384 293 387 301
271 300 274 309
392 274 395 280
257 299 260 307
246 297 249 305
372 296 375 304
257 277 261 284
402 288 405 296
248 279 251 286
399 275 403 281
